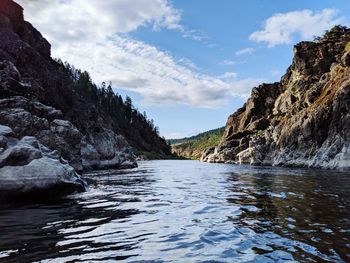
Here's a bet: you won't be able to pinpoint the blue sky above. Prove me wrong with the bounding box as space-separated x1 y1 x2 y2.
18 0 350 138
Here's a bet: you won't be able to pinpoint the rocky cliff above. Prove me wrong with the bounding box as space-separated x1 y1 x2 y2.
0 0 170 178
202 26 350 170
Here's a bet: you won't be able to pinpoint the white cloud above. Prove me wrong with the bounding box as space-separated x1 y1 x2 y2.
181 29 206 41
235 48 254 56
17 0 263 108
222 60 236 65
60 37 263 107
250 9 345 47
18 0 182 45
219 72 238 80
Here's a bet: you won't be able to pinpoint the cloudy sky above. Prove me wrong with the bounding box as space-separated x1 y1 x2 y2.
17 0 350 138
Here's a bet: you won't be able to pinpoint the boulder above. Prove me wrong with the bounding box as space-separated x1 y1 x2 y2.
82 130 137 171
0 94 137 172
0 124 13 136
0 126 86 198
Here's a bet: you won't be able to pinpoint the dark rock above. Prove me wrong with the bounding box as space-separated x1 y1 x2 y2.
341 52 350 67
0 94 137 172
0 0 23 31
0 0 170 172
18 21 51 58
0 124 13 136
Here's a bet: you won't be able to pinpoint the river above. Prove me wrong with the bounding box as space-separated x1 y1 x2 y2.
0 160 349 262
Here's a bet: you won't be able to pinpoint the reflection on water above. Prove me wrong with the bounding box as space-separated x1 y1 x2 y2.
0 160 349 262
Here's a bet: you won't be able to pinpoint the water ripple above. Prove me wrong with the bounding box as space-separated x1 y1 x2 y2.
0 160 349 262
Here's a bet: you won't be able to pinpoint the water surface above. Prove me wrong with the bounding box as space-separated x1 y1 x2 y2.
0 160 349 262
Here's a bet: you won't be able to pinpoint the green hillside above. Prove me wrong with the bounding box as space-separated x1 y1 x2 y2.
169 127 225 159
168 127 225 145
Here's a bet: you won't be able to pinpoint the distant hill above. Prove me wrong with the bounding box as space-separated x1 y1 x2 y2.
169 127 225 159
168 127 225 145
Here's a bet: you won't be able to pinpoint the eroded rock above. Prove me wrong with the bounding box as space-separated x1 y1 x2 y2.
0 126 86 198
0 67 136 172
202 27 350 170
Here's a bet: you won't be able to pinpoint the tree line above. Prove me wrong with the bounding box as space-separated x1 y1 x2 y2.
55 59 163 139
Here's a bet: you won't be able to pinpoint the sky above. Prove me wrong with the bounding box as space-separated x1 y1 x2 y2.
17 0 350 139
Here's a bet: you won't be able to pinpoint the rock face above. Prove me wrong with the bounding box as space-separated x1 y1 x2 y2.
0 125 85 197
0 61 137 171
202 26 350 170
0 0 24 31
0 0 170 158
81 129 136 170
0 1 139 175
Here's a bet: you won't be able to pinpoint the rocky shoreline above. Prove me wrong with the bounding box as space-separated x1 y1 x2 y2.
0 0 142 197
0 64 138 172
0 59 137 197
202 26 350 170
1 0 349 200
0 124 86 198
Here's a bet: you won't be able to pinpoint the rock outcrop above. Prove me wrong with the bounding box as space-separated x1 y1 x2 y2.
0 0 148 197
0 0 144 178
0 125 85 198
0 0 24 31
0 61 137 172
202 26 350 170
0 0 170 159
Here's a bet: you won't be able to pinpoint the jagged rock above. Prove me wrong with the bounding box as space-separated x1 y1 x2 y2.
0 59 137 171
0 0 172 177
0 136 42 167
202 26 350 170
341 52 350 67
81 130 137 170
0 126 86 198
0 124 13 136
90 129 128 159
19 21 51 58
0 0 50 58
0 60 20 81
0 60 25 96
81 142 100 169
0 0 170 159
36 119 83 171
77 129 138 171
0 94 137 171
